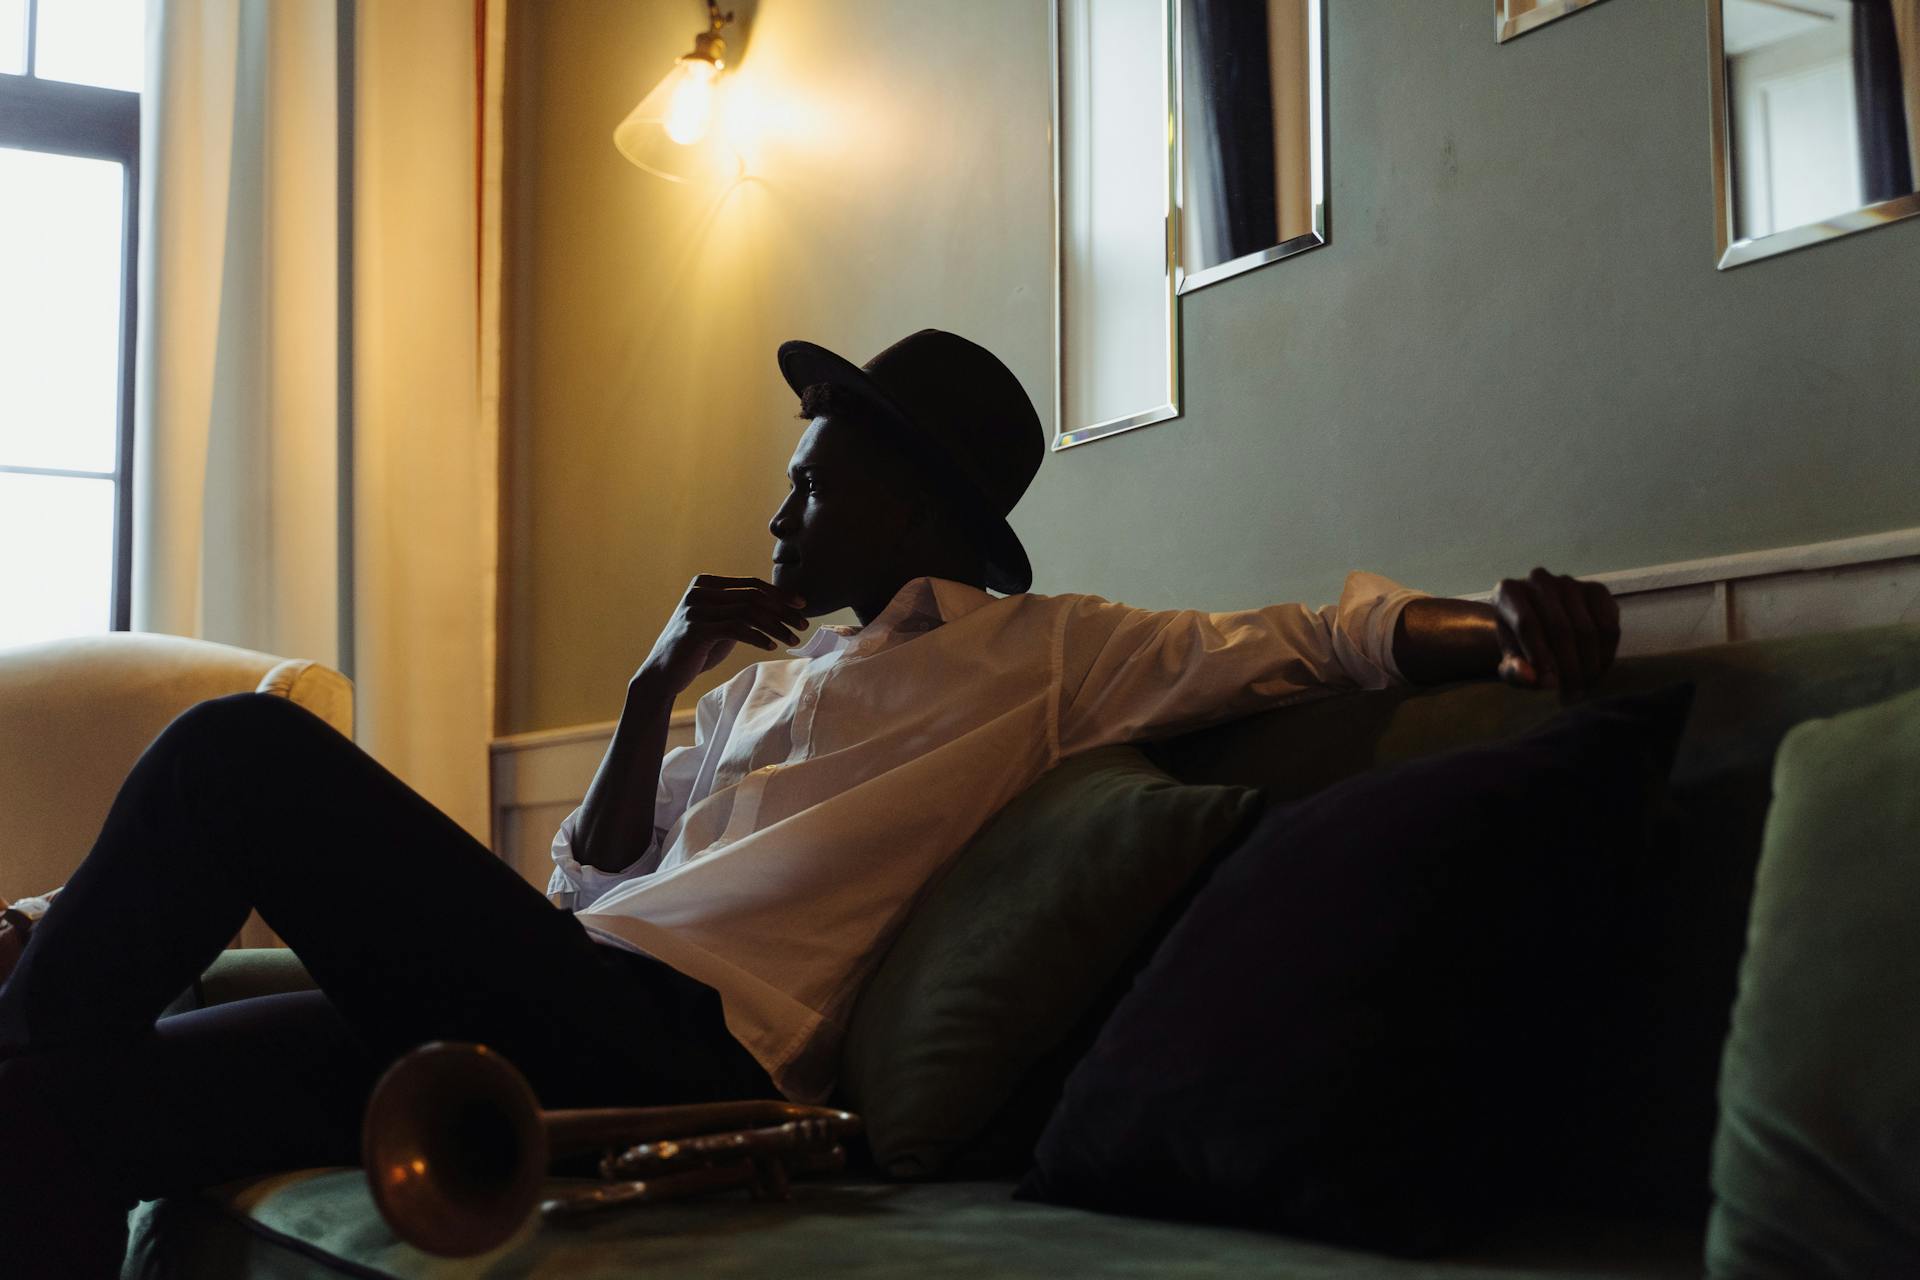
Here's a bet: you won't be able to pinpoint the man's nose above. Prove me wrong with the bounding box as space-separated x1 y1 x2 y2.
768 493 797 539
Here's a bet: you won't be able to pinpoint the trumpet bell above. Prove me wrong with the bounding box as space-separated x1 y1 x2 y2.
362 1041 549 1258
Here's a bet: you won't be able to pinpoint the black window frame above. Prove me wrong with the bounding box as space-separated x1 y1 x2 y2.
0 2 141 633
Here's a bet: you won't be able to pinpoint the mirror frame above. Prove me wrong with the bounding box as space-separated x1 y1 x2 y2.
1707 0 1920 269
1496 0 1611 43
1050 0 1331 451
1172 0 1329 296
1049 0 1182 452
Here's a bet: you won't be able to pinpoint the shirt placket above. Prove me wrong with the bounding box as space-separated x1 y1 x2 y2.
715 659 826 845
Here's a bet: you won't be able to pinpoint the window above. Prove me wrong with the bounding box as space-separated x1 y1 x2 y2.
1 0 143 649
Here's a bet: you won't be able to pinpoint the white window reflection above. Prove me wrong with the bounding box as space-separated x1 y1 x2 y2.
1723 0 1918 241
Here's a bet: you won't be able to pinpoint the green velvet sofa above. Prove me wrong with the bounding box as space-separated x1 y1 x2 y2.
125 623 1920 1279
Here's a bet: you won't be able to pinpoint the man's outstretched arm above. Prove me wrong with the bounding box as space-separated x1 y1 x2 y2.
1392 567 1621 697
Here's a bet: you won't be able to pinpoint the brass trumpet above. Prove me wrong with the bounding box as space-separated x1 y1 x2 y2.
361 1041 862 1257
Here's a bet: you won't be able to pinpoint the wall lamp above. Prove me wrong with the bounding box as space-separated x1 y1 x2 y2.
615 2 736 181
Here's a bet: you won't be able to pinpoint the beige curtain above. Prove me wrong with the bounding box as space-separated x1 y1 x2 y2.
135 0 492 841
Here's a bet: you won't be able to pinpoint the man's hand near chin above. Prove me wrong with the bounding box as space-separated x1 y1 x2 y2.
1393 567 1622 697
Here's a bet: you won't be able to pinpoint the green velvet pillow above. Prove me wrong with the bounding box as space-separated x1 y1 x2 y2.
837 745 1261 1179
1707 685 1920 1278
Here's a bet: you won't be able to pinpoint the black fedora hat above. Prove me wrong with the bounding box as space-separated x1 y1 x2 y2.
777 329 1044 595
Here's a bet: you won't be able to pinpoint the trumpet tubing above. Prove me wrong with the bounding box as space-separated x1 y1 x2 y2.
361 1041 862 1258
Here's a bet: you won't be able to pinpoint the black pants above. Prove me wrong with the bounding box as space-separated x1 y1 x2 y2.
0 693 772 1278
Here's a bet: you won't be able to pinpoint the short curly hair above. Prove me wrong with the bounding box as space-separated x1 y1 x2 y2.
797 382 879 432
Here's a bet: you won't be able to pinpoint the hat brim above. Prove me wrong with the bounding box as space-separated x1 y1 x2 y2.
778 339 1033 595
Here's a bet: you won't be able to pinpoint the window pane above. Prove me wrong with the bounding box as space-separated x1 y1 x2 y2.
33 0 145 93
0 147 125 474
0 473 115 647
0 0 26 75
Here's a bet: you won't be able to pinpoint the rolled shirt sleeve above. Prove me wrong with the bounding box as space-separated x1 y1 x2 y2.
547 731 705 910
1057 570 1427 756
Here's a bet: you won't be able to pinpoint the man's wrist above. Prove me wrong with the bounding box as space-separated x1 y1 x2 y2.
1392 598 1504 686
626 667 679 715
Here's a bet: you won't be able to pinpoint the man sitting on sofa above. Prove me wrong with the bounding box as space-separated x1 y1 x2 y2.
549 328 1622 1103
0 327 1616 1278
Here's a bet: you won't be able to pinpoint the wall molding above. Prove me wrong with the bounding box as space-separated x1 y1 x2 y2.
488 528 1920 872
1462 527 1920 599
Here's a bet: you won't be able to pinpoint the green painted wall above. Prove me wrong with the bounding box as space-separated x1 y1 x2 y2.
503 0 1920 735
1020 0 1920 613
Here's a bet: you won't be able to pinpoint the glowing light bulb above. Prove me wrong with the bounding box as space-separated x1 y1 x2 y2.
664 59 718 146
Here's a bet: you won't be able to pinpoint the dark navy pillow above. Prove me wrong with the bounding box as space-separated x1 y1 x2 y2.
1017 685 1694 1254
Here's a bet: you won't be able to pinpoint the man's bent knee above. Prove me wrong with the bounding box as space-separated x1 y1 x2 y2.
161 693 335 764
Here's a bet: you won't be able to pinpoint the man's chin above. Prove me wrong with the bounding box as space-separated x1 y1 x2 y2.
771 562 812 604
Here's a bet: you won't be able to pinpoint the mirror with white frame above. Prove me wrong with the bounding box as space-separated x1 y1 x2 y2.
1711 0 1920 267
1175 0 1326 294
1053 0 1179 450
1496 0 1612 43
1052 0 1328 449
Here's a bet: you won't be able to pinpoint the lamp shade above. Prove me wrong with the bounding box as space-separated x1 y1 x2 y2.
615 57 733 181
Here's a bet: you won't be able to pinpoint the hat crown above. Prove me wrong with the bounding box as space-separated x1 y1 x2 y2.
853 329 1043 517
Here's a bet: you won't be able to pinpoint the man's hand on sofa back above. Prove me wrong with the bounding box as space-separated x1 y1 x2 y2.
1394 568 1620 696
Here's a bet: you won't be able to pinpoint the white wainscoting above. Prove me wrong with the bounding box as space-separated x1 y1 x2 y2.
490 711 698 885
489 529 1920 874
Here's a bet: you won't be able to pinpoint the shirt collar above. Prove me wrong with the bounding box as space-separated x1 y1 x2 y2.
784 577 997 659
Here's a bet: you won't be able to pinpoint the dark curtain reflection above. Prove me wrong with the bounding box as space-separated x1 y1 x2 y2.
1853 0 1915 200
1187 0 1278 262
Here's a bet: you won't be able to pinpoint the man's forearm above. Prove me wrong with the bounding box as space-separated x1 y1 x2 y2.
571 671 678 874
1391 597 1504 686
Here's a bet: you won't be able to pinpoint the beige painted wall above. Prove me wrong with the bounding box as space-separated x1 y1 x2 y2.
502 0 1053 732
503 0 1920 736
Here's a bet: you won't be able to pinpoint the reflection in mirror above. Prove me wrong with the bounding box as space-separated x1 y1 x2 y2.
1053 0 1179 450
1495 0 1611 43
1712 0 1920 267
1176 0 1324 293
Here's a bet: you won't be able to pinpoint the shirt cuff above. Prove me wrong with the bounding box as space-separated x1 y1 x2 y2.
1334 570 1430 688
549 809 661 910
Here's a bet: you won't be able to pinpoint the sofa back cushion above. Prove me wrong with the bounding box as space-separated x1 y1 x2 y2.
1019 687 1694 1252
1706 685 1920 1278
1151 623 1920 1213
838 745 1260 1179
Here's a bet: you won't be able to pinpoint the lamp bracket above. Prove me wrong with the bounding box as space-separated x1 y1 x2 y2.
687 3 734 67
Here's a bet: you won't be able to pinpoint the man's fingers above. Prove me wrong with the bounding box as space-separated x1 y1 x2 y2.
687 603 801 646
1493 616 1539 687
1524 568 1585 695
691 572 776 590
1587 581 1622 669
687 581 809 626
1551 572 1603 686
718 622 781 651
1496 579 1559 689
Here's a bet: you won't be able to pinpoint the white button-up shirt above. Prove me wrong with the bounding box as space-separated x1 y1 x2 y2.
551 571 1425 1102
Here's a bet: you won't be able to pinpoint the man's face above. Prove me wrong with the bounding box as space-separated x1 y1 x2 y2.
768 415 919 619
